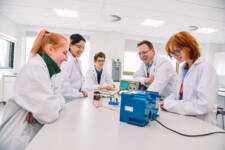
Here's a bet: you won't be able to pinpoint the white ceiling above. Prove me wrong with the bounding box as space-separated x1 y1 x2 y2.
0 0 225 43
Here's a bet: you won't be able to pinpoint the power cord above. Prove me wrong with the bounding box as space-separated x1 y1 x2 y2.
154 119 225 137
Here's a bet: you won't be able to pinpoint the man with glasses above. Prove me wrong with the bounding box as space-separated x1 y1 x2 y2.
85 52 115 91
133 40 177 98
59 34 88 102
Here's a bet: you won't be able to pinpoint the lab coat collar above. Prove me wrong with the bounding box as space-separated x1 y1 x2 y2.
145 55 155 66
145 58 154 68
95 66 103 73
37 50 61 78
181 56 204 70
90 65 105 78
68 51 81 63
193 56 204 65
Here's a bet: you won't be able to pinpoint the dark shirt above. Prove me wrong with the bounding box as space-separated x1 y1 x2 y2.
145 59 154 78
95 68 103 84
179 63 189 100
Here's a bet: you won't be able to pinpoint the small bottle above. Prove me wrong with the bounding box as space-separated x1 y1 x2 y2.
93 91 101 100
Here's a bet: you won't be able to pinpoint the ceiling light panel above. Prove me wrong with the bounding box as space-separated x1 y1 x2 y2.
54 8 78 18
141 19 165 27
195 27 218 34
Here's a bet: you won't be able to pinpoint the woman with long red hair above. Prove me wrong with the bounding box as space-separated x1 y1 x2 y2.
0 29 69 150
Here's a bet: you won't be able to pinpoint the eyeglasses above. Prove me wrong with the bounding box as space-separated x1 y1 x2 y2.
169 50 181 58
138 50 150 56
75 44 85 50
96 60 105 63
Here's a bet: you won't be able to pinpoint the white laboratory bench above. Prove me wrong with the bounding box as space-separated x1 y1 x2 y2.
218 92 225 97
217 88 225 108
218 88 225 96
26 97 225 150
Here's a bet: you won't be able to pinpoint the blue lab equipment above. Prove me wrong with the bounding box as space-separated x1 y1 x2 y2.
109 97 119 106
120 90 160 126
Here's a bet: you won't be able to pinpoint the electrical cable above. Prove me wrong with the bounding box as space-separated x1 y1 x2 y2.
154 119 225 137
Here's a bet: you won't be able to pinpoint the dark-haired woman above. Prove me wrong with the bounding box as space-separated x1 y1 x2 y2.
59 34 88 102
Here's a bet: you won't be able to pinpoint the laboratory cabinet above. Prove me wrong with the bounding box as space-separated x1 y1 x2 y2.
2 74 16 102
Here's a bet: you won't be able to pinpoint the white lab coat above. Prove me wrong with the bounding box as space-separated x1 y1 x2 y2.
0 55 65 150
85 66 114 91
133 55 177 98
59 51 85 101
164 57 217 125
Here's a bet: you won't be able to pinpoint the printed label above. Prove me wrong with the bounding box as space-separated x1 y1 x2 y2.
125 106 133 112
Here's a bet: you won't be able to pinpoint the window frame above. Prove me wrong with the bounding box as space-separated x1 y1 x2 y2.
0 33 16 70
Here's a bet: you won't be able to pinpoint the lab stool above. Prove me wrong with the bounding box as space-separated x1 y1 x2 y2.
217 107 225 130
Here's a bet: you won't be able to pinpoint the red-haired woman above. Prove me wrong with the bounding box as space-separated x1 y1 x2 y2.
0 29 69 150
161 31 217 125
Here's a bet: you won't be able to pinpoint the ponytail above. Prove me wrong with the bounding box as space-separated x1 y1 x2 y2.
30 29 49 58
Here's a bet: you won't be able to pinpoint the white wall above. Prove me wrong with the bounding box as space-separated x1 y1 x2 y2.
212 44 225 86
18 26 225 80
0 15 18 38
1 14 225 100
0 14 23 101
0 15 25 73
89 32 125 75
199 43 225 87
24 26 126 75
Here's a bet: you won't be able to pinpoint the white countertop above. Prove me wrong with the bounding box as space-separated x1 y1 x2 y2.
219 88 225 92
26 97 225 150
218 91 225 97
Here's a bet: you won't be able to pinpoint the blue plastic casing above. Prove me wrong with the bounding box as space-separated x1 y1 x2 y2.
109 101 119 105
120 90 160 126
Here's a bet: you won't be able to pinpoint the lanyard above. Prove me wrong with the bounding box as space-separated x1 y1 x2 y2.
179 62 194 100
146 60 153 78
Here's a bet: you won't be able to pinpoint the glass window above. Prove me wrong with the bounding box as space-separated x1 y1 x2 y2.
214 52 225 76
123 40 177 77
124 51 141 72
25 36 36 61
80 41 90 75
159 54 177 71
0 36 15 69
123 51 176 75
